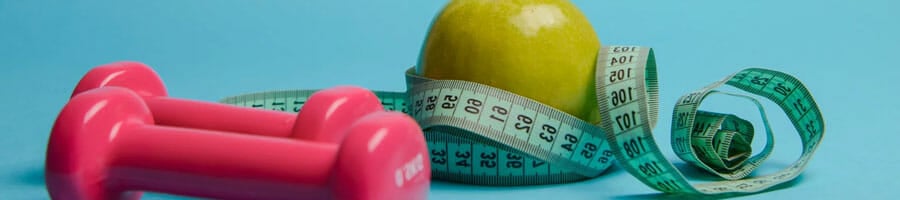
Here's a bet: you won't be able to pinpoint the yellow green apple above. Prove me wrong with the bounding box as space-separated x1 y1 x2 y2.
417 0 602 124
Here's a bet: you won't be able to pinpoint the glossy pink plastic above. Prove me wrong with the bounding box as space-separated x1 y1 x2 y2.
46 87 431 200
71 61 385 143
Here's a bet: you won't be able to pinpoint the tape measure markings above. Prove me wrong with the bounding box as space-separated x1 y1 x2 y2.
596 46 691 193
406 79 614 178
219 46 824 195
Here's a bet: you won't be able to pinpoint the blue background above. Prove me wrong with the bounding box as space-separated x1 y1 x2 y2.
2 0 897 199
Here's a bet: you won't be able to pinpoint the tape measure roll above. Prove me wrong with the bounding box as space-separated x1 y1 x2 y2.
220 46 825 194
594 47 824 194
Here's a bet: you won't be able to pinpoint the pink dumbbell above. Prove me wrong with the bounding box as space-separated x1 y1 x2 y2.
71 61 384 143
46 87 430 200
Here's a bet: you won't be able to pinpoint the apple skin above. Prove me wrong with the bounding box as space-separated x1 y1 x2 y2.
417 0 602 124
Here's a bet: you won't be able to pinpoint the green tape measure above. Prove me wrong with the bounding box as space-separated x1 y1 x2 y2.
220 46 824 195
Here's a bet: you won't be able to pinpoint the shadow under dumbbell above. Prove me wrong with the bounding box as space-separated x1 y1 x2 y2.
15 165 45 186
142 193 200 200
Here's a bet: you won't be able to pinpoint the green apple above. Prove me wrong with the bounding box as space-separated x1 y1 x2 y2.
417 0 602 124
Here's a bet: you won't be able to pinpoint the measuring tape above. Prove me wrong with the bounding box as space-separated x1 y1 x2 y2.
220 46 824 194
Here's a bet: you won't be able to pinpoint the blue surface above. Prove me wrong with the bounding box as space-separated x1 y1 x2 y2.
1 0 898 199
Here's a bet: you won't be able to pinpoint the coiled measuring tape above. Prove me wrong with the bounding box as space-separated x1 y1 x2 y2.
220 46 824 195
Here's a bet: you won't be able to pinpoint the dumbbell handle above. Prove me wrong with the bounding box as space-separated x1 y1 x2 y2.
71 62 299 137
146 96 296 137
110 125 336 199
